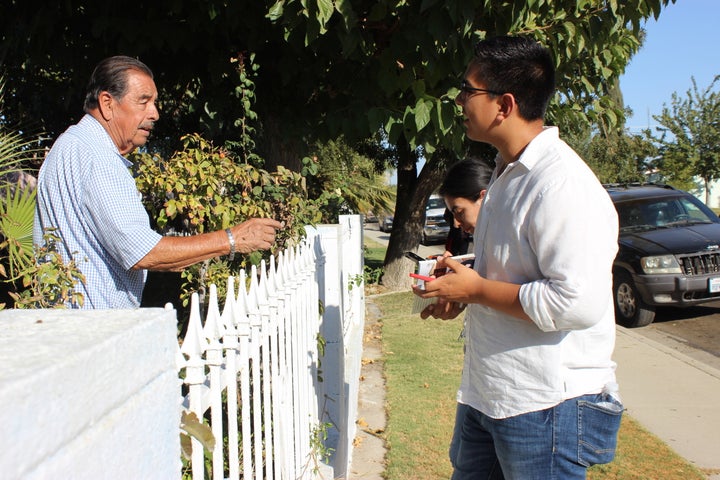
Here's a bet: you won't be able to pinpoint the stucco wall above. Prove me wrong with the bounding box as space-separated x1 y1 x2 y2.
0 308 180 480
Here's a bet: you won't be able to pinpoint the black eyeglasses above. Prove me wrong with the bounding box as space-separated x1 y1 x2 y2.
459 80 502 96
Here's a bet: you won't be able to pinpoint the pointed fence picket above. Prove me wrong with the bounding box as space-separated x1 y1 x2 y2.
179 233 334 480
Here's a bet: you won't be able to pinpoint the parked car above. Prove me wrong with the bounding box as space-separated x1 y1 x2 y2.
607 183 720 327
378 213 394 232
422 195 450 245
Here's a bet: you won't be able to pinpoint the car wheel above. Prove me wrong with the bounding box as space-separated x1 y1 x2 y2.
613 271 656 328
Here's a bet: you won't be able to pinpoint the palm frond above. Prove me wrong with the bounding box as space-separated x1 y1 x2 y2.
0 129 42 180
0 186 37 278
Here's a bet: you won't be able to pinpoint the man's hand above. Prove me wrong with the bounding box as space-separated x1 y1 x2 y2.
412 256 531 323
232 218 283 253
417 257 482 303
410 257 480 320
135 217 283 272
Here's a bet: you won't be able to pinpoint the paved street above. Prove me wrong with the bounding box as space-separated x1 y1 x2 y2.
363 222 445 258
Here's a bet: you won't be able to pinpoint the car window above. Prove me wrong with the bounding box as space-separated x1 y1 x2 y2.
426 197 445 210
616 195 716 232
681 198 712 222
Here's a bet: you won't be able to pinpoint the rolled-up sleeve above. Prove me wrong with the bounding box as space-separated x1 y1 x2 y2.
519 175 618 331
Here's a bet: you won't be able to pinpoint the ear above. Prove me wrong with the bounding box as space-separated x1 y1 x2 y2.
97 91 114 121
496 93 516 119
479 189 487 200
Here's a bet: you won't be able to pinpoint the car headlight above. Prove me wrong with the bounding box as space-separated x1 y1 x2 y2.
640 255 681 274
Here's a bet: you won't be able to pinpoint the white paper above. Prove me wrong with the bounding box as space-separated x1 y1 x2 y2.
410 254 475 314
411 259 437 314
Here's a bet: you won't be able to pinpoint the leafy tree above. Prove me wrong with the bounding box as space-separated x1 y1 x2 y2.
565 128 656 184
649 76 720 202
305 136 396 223
562 71 656 186
266 0 676 287
0 0 676 289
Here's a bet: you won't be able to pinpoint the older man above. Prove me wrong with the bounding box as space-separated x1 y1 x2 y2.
34 55 281 308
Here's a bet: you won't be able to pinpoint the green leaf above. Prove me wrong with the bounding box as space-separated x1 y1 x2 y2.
317 0 334 32
435 98 458 135
415 99 433 133
335 0 357 31
266 1 285 21
0 186 36 277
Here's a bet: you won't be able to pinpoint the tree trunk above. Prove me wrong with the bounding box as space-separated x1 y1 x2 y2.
256 113 304 171
705 177 711 206
381 138 450 289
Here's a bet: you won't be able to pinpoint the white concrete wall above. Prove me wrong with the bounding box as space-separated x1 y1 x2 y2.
0 308 180 480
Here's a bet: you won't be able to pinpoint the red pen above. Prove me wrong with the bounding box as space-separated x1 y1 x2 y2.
409 273 435 282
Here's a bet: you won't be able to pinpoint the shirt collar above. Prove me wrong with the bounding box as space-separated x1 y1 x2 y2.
80 114 133 168
493 126 559 179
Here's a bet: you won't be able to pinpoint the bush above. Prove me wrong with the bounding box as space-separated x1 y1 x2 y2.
132 133 325 308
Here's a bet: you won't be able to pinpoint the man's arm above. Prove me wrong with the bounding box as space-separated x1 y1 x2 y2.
133 217 282 271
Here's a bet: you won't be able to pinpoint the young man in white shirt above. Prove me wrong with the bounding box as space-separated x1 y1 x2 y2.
414 35 623 479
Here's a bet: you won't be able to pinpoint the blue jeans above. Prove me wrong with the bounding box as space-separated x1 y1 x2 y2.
449 403 470 468
452 393 623 480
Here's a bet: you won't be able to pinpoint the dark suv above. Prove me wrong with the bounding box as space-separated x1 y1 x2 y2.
607 183 720 327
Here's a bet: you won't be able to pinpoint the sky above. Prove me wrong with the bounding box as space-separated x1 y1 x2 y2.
620 0 720 133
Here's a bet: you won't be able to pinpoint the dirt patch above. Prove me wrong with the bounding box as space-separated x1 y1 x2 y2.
364 283 390 296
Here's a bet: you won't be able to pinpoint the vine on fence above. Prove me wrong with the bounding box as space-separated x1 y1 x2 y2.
306 421 336 478
8 230 85 309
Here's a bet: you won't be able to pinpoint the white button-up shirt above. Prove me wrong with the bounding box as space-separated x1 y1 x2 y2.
459 127 619 419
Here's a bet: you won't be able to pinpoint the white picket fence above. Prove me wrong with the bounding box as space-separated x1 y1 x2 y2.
178 216 365 480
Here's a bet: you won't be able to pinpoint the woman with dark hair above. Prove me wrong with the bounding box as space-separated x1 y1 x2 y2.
442 208 470 256
439 158 494 249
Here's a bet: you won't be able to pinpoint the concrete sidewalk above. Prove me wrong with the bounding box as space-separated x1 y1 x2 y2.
614 326 720 478
348 298 387 479
350 297 720 478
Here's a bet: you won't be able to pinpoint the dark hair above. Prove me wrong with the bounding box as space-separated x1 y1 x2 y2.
83 56 153 112
439 158 494 200
469 35 555 121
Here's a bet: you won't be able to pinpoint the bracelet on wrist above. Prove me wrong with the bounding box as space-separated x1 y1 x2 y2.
225 228 236 261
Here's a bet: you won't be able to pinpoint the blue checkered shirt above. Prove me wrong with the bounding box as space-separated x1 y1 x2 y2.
34 115 162 308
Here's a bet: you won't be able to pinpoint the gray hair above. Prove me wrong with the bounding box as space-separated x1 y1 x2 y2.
83 56 153 112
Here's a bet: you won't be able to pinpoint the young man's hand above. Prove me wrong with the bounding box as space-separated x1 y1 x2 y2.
411 257 480 319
